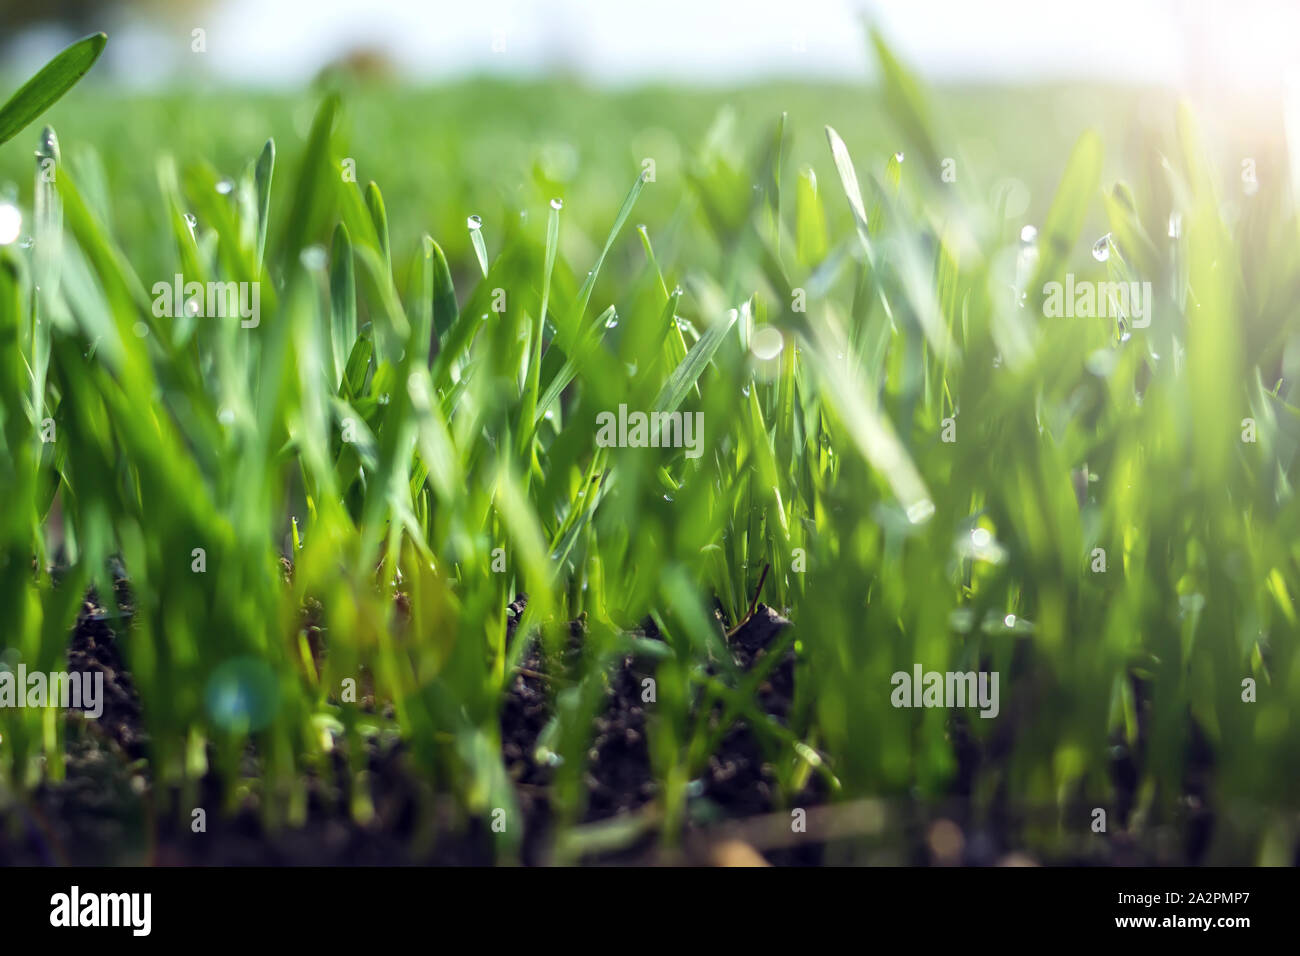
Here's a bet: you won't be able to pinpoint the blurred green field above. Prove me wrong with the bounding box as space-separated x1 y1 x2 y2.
0 75 1190 290
1 31 1298 865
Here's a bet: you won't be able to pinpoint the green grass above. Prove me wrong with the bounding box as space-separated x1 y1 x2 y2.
1 29 1298 864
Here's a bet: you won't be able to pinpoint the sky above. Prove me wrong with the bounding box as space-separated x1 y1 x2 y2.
9 0 1300 91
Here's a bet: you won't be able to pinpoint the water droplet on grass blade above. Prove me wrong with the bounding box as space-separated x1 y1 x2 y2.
1167 213 1182 238
960 526 1007 564
894 151 905 162
184 213 197 228
216 179 234 195
1086 349 1118 377
750 326 784 360
1178 593 1206 620
300 245 327 270
467 216 488 276
1019 224 1037 244
1092 233 1112 261
604 311 619 328
0 204 22 245
905 499 936 524
535 747 563 767
206 658 278 732
549 198 563 210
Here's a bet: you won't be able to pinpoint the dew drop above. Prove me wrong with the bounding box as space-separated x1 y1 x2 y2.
750 326 785 361
468 217 489 276
906 499 936 524
894 151 905 163
205 658 277 732
0 204 22 245
1019 224 1038 244
300 245 327 270
216 179 234 195
604 312 619 329
1092 233 1111 262
549 198 563 211
184 213 197 229
1167 213 1182 239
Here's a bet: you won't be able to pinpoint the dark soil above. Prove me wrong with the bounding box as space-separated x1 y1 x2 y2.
1 585 827 865
497 597 817 864
0 582 1242 866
